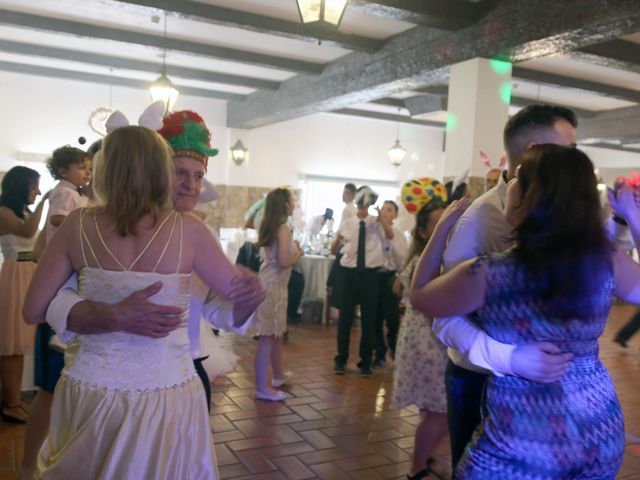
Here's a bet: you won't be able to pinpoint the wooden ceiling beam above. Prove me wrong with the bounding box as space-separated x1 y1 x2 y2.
0 39 280 91
348 0 497 29
512 66 640 104
0 59 246 102
112 0 384 52
0 8 323 74
228 0 640 128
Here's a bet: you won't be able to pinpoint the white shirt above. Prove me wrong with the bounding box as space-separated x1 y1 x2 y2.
432 173 517 375
340 203 356 227
46 180 89 243
306 215 334 237
381 225 408 272
337 215 387 269
45 227 253 359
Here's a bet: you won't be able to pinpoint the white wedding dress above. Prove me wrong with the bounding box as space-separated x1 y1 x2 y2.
38 211 218 479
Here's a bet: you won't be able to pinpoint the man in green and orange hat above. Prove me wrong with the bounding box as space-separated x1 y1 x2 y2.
156 110 261 407
159 110 220 212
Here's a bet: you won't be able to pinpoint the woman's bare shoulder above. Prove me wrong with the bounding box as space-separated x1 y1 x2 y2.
277 223 290 235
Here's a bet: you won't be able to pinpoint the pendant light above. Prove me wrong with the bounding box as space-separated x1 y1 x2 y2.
387 120 406 167
149 13 179 115
295 0 348 27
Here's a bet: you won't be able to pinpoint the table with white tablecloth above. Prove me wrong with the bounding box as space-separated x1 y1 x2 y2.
296 254 335 322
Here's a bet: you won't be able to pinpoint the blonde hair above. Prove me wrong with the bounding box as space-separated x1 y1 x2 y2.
93 126 174 236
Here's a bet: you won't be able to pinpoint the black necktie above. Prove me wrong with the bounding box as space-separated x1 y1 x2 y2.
357 220 366 271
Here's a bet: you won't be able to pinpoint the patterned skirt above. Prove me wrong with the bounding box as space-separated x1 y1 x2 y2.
455 359 624 479
391 309 447 413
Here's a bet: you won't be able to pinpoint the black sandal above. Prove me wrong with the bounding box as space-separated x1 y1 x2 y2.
407 469 431 480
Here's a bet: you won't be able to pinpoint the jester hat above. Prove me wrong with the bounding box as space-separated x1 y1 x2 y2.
401 178 448 214
158 110 219 169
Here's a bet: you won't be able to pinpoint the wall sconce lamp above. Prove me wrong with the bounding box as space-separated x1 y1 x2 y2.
231 139 248 165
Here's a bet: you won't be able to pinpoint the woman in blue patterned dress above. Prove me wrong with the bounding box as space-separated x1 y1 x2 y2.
411 144 639 479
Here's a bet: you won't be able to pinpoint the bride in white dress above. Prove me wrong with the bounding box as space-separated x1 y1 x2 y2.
24 126 243 479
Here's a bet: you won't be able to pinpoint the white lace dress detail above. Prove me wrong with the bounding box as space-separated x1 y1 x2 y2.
63 268 193 390
38 211 218 479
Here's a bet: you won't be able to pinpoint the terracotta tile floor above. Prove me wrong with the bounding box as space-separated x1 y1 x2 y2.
2 304 640 479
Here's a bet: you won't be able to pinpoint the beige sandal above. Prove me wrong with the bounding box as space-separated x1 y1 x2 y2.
1 403 28 423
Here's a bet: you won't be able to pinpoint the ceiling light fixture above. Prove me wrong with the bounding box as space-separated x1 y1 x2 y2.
387 118 406 167
149 13 179 115
295 0 348 28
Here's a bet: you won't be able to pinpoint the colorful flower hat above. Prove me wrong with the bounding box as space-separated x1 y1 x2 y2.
158 111 219 169
619 172 640 188
401 177 448 214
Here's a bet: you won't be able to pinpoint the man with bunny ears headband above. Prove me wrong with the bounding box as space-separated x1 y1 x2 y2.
43 108 264 407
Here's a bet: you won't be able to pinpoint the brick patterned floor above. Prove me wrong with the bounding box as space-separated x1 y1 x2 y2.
1 304 640 479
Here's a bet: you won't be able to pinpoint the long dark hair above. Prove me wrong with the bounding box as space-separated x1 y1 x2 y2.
0 166 40 219
406 200 447 268
513 144 611 319
257 188 291 248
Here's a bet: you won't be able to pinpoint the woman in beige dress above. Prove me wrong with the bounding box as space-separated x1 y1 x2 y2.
0 166 48 423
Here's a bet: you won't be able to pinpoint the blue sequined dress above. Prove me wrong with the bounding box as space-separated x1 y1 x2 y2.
455 252 624 480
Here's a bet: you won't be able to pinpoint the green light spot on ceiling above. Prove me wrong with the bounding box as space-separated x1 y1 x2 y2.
446 112 458 133
490 59 512 75
500 81 512 104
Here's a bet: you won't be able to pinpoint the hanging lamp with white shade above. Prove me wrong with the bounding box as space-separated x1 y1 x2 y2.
387 121 406 167
295 0 348 27
149 13 179 115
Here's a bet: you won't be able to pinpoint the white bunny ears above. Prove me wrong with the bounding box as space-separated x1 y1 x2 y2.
452 168 470 191
104 100 165 135
479 149 507 170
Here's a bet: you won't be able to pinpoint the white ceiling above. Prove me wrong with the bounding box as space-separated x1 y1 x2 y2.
0 0 638 151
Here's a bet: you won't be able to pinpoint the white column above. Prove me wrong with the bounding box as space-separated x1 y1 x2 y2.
444 58 512 181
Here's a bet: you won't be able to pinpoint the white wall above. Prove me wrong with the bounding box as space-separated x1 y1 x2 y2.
580 145 640 189
583 145 640 168
0 71 446 192
3 69 637 194
222 113 445 188
0 70 230 181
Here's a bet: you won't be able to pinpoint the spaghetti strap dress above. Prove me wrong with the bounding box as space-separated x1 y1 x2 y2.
38 210 218 479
